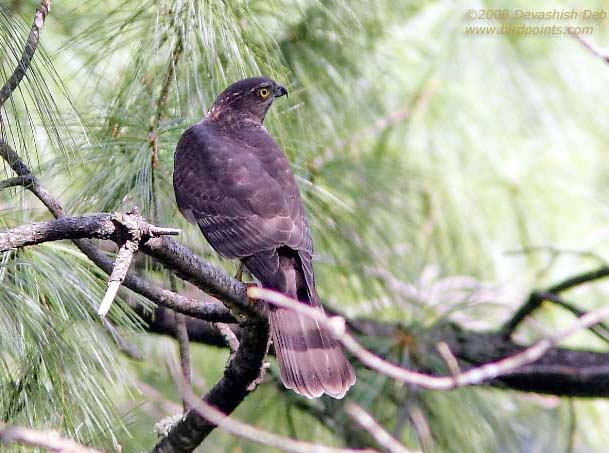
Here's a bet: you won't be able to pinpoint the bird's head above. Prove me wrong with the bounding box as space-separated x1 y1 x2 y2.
208 77 288 125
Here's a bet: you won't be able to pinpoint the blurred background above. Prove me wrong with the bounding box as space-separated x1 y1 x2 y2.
2 0 609 451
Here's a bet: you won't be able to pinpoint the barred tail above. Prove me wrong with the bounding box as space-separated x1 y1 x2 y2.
243 248 356 399
270 307 355 399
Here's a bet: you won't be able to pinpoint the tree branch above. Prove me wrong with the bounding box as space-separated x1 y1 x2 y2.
0 175 34 191
249 287 609 391
0 0 51 107
535 291 609 344
569 28 609 63
0 422 102 453
141 236 262 320
1 139 270 450
151 316 269 452
501 265 609 335
345 403 415 453
178 380 378 453
0 212 178 251
146 302 609 399
1 139 255 322
134 305 233 348
175 312 192 411
0 142 236 323
0 211 240 322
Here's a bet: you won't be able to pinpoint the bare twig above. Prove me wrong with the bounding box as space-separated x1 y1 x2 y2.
0 422 103 453
98 210 150 317
98 239 139 316
502 265 609 335
150 33 183 148
0 142 65 215
102 318 143 360
345 403 417 453
566 398 576 453
0 0 52 107
178 379 378 453
148 32 183 230
435 342 460 377
535 291 609 345
568 28 609 63
407 406 432 453
215 322 240 355
504 245 607 266
175 313 192 411
248 287 609 390
0 175 34 191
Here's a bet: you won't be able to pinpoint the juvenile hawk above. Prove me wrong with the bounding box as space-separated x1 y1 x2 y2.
173 77 355 399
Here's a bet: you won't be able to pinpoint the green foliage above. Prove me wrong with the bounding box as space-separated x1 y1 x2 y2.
3 0 609 451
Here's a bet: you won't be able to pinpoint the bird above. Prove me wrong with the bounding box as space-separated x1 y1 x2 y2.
173 77 356 399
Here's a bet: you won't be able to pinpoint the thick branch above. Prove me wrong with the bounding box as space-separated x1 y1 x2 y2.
0 212 180 252
0 213 118 249
249 287 609 391
141 236 261 320
0 0 51 107
151 317 269 452
146 304 609 399
0 212 235 322
0 142 235 323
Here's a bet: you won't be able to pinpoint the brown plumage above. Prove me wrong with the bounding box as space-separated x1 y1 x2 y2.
173 77 356 398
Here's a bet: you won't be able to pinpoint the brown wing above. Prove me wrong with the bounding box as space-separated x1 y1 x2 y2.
173 120 312 259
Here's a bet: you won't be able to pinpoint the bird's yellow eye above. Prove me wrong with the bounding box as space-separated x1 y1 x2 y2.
258 87 271 99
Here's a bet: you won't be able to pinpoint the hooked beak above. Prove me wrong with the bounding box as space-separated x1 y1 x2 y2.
274 84 288 98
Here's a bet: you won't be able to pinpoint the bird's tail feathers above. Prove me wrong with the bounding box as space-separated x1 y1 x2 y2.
270 307 355 399
243 249 356 398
